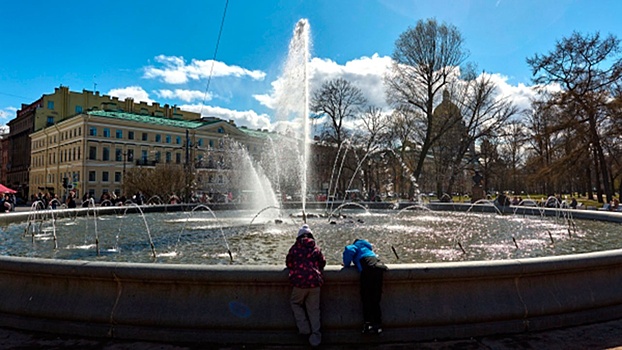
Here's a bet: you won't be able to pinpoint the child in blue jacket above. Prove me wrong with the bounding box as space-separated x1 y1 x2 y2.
343 239 387 334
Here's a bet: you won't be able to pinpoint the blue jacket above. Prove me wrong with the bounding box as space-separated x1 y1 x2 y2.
343 239 377 272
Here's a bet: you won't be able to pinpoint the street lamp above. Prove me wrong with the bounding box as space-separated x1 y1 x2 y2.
122 151 127 176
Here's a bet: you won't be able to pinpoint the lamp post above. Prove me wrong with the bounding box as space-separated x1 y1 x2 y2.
122 151 127 176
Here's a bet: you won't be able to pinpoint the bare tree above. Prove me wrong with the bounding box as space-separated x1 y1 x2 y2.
385 18 469 184
443 74 519 195
383 108 420 197
349 106 393 199
124 163 191 202
527 31 622 203
498 120 528 193
478 136 501 194
311 78 367 148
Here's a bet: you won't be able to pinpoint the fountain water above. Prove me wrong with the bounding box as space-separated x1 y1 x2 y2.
274 18 311 218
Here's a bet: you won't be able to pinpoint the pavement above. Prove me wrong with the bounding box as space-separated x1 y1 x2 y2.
2 318 622 350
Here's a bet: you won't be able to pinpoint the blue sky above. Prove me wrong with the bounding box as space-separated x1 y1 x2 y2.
1 0 621 132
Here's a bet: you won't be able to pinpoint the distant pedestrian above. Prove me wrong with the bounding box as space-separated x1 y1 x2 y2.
66 191 77 209
285 224 326 347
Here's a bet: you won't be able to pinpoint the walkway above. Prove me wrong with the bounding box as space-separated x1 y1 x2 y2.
1 318 622 349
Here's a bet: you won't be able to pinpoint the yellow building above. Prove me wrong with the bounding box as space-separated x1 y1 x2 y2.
6 85 202 198
34 85 200 132
29 109 265 200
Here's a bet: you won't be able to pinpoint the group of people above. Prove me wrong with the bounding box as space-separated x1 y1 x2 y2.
1 193 15 212
285 224 386 347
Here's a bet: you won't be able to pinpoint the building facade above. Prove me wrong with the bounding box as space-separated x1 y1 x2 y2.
6 85 201 199
29 110 266 201
0 128 8 185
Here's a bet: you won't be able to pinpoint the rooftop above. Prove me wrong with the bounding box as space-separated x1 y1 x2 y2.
87 110 218 129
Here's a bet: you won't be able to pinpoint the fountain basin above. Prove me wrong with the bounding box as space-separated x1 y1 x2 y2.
1 251 622 345
1 204 622 345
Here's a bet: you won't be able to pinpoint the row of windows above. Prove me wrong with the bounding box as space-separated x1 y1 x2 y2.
46 101 83 114
31 165 232 194
85 127 231 149
88 170 123 183
88 127 188 145
32 171 80 187
87 146 184 164
32 126 83 149
31 146 82 168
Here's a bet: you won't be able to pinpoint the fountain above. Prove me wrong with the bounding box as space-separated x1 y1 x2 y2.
3 18 622 347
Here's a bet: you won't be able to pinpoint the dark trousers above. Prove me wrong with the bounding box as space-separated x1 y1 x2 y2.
360 257 385 325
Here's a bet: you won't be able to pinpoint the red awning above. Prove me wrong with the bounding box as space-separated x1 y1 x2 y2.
0 184 17 194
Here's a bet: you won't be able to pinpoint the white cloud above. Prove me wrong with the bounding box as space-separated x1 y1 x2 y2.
0 108 13 120
155 89 209 103
314 54 393 109
486 73 538 114
144 55 266 84
255 53 394 114
179 103 272 131
0 107 16 131
107 86 153 104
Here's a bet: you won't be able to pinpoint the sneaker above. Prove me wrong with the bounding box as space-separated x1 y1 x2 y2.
363 323 382 334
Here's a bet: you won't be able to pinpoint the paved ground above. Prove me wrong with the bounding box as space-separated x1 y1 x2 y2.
2 318 622 350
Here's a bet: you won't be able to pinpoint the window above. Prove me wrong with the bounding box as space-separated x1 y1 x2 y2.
165 135 171 143
166 152 171 163
198 138 203 146
127 149 134 161
46 116 54 125
89 127 97 136
155 151 161 162
114 172 121 182
47 101 54 110
115 129 123 139
176 136 181 144
115 149 122 162
175 153 181 164
102 147 110 161
155 134 161 142
75 105 83 113
128 131 134 140
89 146 97 160
103 128 111 137
209 139 214 148
102 171 109 182
88 171 96 181
141 150 148 161
218 127 224 133
142 132 148 141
